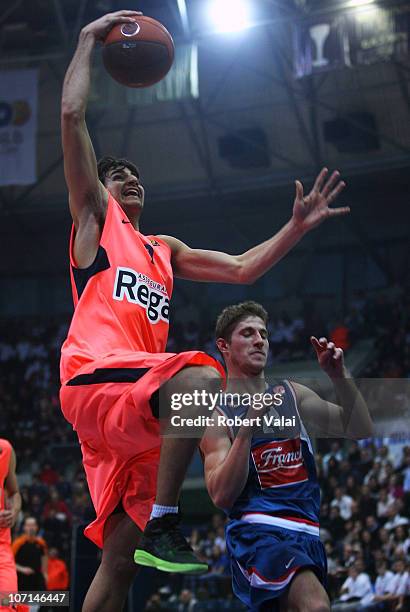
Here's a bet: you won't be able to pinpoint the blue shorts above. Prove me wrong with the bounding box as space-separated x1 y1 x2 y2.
226 519 327 612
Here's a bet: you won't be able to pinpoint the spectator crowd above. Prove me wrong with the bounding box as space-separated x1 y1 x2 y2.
0 286 409 608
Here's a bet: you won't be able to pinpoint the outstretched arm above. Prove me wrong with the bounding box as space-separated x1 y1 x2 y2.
294 337 374 439
160 168 349 283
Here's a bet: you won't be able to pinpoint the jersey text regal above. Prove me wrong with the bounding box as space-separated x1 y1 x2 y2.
113 267 170 324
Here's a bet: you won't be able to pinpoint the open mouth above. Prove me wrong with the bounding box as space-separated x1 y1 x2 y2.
123 186 142 198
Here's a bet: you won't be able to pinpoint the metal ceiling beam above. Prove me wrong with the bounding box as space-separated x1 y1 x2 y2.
180 92 252 247
175 0 191 39
2 0 405 57
344 215 393 284
4 150 410 214
268 28 318 165
204 114 305 171
224 44 410 157
202 42 244 112
305 76 323 168
193 0 402 40
179 100 216 193
395 61 410 114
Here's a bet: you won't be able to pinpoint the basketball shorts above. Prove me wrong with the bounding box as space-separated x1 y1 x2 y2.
226 519 327 612
60 350 224 548
0 542 17 611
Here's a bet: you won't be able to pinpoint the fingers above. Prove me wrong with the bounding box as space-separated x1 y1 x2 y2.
111 15 142 24
106 10 143 25
312 167 328 192
310 336 328 355
311 336 343 357
327 180 346 204
328 206 351 217
111 11 143 16
321 170 340 197
310 336 322 350
295 180 304 201
322 340 343 360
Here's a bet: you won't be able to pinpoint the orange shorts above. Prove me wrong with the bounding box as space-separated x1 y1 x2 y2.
0 542 17 611
60 350 224 548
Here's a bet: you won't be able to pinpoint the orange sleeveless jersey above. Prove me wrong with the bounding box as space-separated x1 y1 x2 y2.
60 194 173 384
0 439 11 545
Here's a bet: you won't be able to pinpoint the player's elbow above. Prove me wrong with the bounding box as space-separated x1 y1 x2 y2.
348 423 375 440
235 257 256 285
61 102 85 124
210 486 234 510
212 493 231 510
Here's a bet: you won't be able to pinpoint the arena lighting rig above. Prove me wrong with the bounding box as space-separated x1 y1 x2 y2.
207 0 253 34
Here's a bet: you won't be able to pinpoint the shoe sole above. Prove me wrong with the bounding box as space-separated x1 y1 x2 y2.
134 550 208 575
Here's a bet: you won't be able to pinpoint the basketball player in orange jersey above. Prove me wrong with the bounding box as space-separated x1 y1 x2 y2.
0 439 21 612
60 10 349 612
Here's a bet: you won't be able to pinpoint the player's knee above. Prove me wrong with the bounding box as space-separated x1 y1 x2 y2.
172 364 221 389
102 553 137 581
300 601 330 612
287 596 330 612
191 364 221 383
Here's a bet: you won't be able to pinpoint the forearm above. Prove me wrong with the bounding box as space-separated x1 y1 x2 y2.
62 30 96 117
10 492 21 518
331 370 374 438
237 218 305 284
208 432 253 509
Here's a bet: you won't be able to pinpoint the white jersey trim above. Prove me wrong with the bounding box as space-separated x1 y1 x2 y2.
241 512 320 537
236 559 300 591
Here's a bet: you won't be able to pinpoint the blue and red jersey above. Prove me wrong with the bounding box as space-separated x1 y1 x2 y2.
217 381 320 535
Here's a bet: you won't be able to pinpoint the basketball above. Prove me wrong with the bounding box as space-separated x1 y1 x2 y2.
102 16 174 88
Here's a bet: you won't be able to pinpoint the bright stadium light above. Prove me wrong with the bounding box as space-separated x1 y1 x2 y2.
346 0 375 7
208 0 252 34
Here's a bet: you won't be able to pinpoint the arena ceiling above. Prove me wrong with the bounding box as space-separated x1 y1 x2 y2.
1 0 409 282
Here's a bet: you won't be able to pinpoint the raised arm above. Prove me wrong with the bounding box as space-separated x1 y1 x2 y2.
61 11 140 264
293 336 374 439
159 168 349 283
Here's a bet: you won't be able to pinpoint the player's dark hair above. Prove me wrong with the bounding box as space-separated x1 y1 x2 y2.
215 301 268 342
97 156 140 184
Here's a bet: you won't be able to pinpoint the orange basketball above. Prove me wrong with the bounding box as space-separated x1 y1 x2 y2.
103 16 174 88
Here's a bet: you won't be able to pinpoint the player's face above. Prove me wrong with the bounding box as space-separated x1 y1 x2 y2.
227 316 269 376
105 166 145 210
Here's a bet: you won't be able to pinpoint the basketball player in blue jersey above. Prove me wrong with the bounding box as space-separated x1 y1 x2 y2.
200 302 373 612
